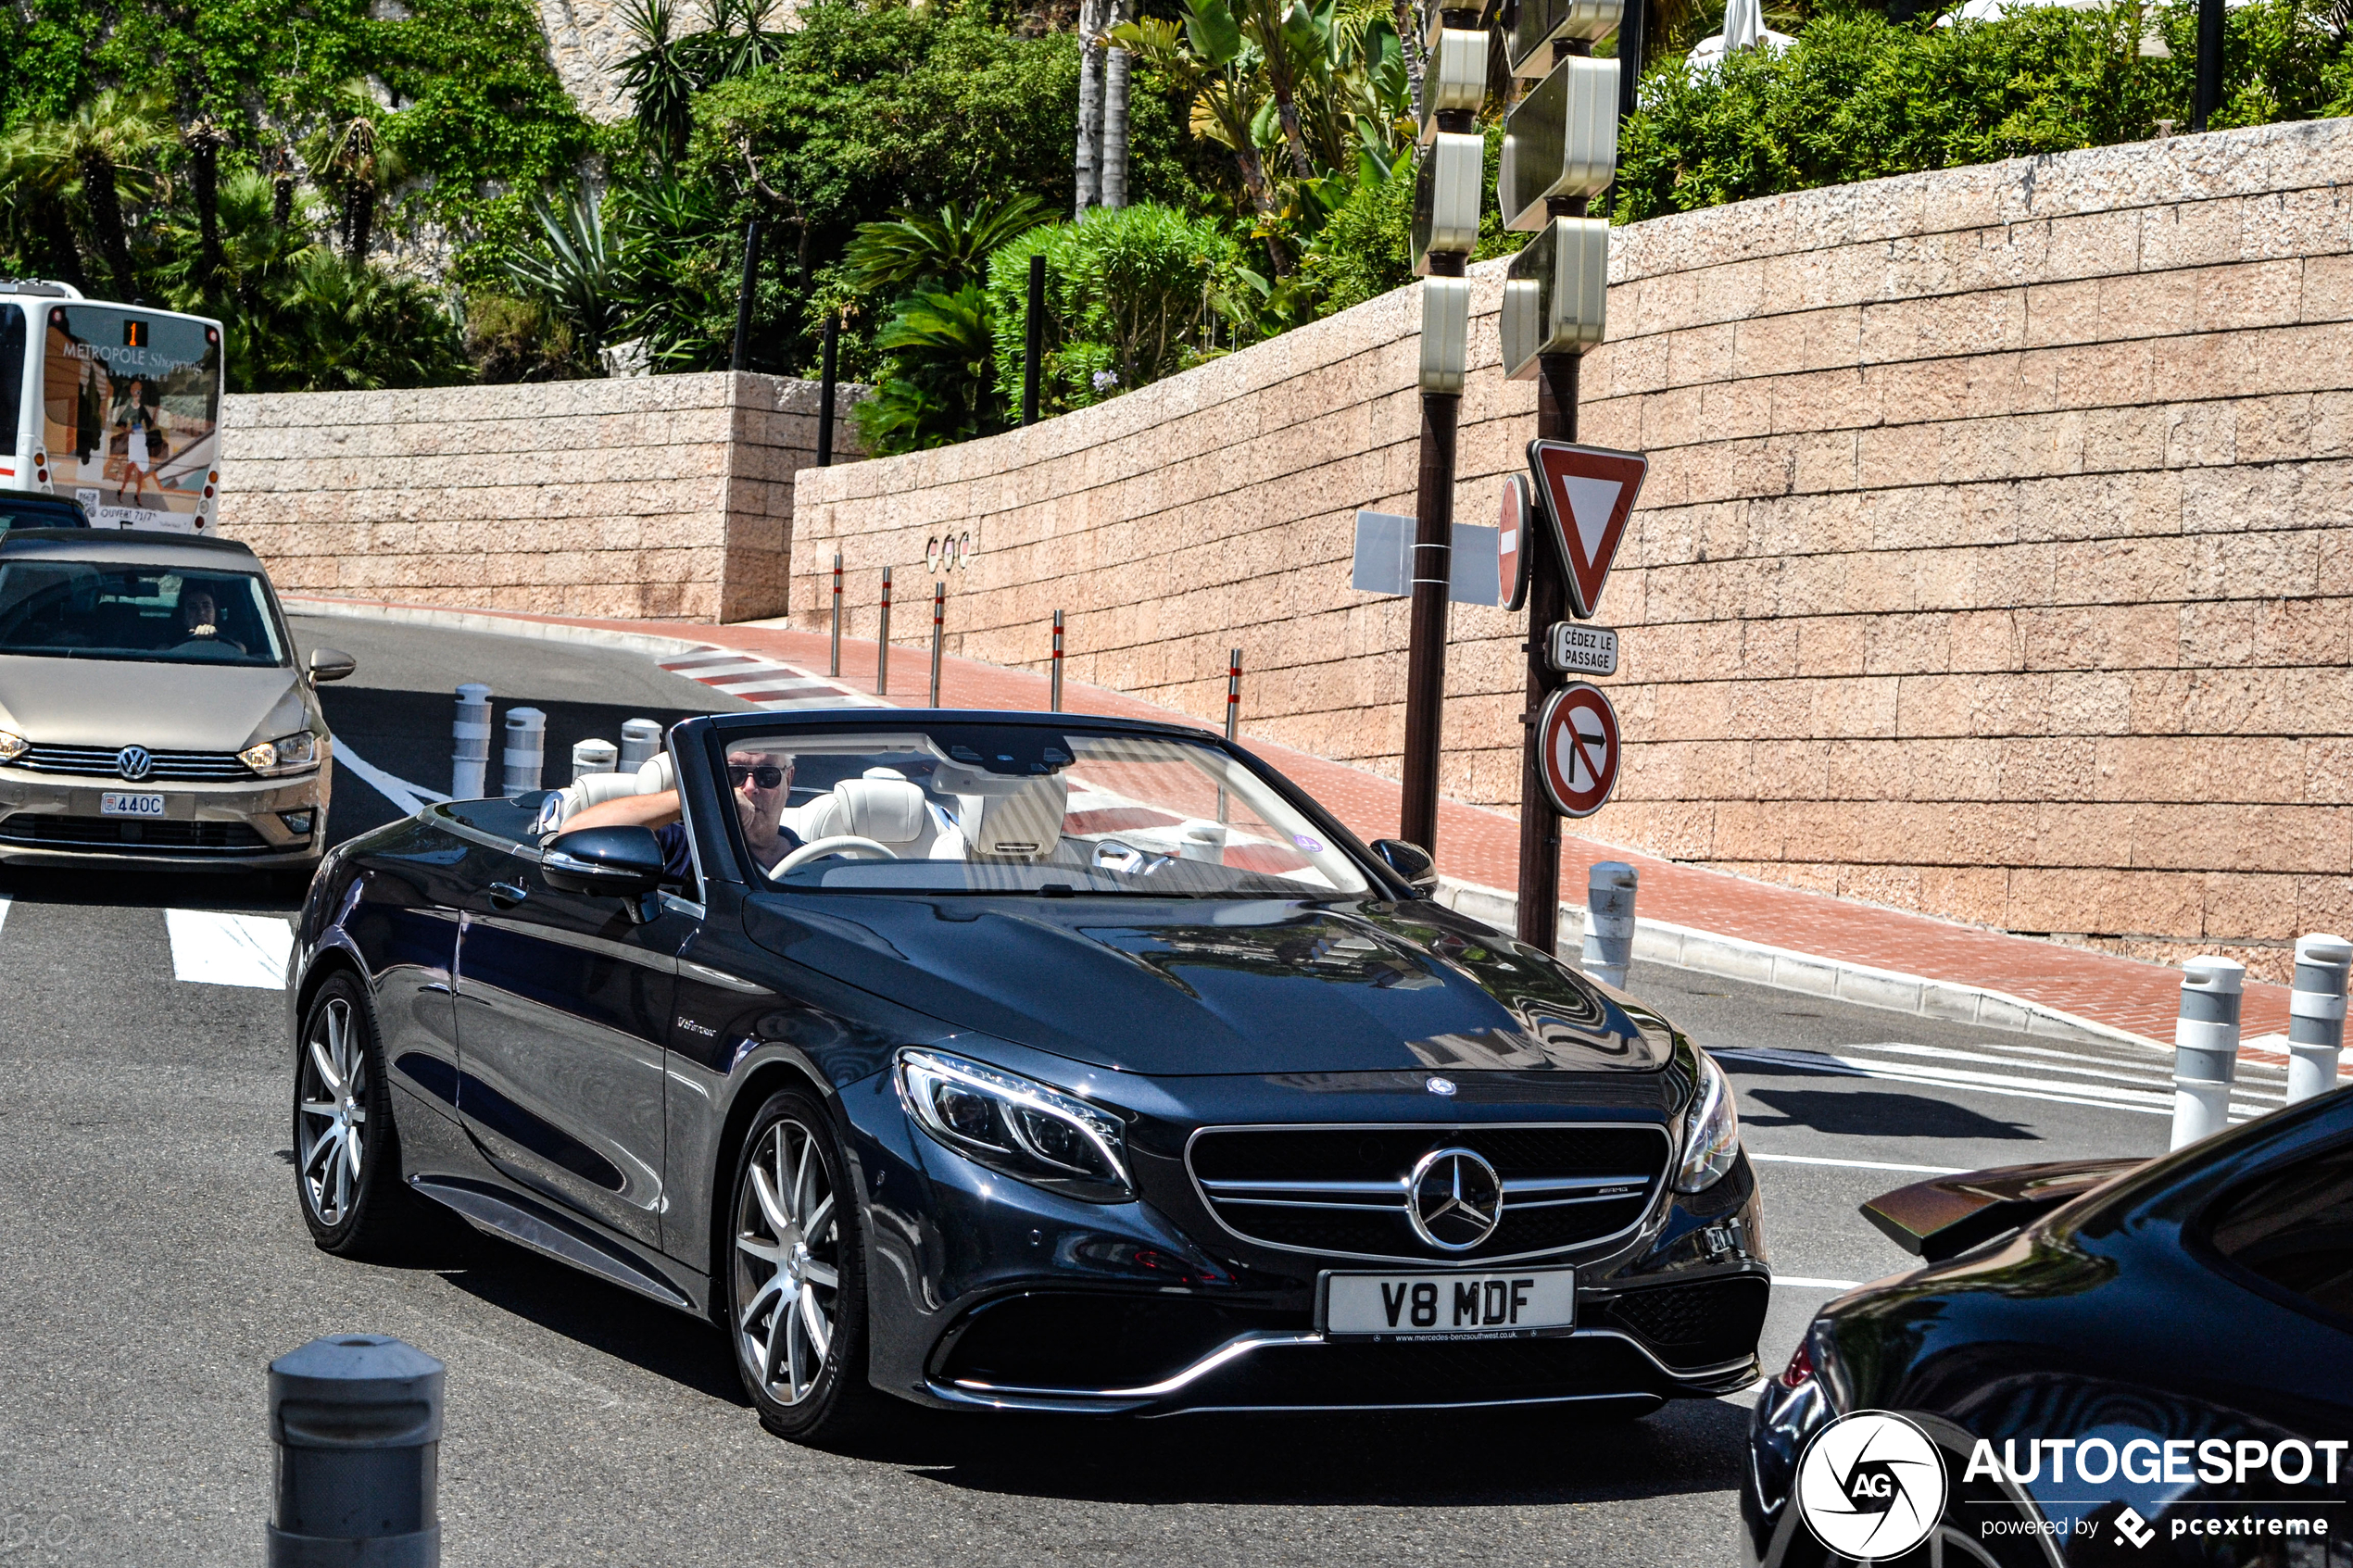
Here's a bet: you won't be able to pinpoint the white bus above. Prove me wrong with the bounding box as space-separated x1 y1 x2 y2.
0 282 224 533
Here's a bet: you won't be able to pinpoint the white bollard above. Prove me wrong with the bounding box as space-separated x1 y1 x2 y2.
1581 862 1638 990
502 708 547 795
618 719 662 773
451 684 492 799
2285 934 2350 1106
2171 957 2245 1149
571 739 619 784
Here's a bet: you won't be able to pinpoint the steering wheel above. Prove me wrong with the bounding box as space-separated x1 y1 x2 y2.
774 834 900 875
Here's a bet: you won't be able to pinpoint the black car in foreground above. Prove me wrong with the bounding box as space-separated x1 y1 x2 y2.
290 709 1768 1440
1746 1088 2352 1567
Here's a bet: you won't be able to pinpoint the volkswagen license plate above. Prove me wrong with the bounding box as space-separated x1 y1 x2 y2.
1321 1266 1575 1340
99 792 166 818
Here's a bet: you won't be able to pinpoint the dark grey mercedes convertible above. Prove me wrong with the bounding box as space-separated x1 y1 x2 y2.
289 708 1768 1441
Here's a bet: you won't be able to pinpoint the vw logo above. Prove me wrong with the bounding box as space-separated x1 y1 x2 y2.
116 746 153 782
1405 1147 1504 1250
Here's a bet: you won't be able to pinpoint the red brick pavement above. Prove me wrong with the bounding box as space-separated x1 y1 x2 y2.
309 597 2300 1051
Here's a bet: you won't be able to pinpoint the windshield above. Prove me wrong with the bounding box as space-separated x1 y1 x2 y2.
0 561 286 666
724 724 1373 897
40 305 221 528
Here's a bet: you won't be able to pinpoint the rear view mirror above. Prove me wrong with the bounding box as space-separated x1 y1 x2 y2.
1369 838 1438 897
308 646 357 684
544 826 666 899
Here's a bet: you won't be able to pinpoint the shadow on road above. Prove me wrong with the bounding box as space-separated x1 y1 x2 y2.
1743 1086 2038 1141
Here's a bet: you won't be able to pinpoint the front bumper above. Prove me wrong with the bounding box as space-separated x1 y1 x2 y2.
0 760 330 868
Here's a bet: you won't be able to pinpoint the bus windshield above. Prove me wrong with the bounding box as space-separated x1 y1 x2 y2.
39 305 220 530
0 562 286 666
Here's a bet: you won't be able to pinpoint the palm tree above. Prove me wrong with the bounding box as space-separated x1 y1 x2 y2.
1114 8 1286 243
0 120 90 293
840 195 1052 297
304 95 408 265
501 192 624 363
618 0 700 163
1 89 171 298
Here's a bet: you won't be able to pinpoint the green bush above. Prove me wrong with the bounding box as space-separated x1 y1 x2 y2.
985 203 1241 416
1617 0 2353 221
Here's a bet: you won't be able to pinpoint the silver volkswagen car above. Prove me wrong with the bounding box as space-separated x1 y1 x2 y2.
0 530 352 873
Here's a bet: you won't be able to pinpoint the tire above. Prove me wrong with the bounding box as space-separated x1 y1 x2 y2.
724 1088 887 1444
293 972 418 1259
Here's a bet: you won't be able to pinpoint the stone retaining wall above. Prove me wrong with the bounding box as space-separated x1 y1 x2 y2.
220 372 857 624
790 119 2353 978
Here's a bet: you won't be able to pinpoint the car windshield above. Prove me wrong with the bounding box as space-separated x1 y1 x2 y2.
0 497 86 531
0 560 285 666
728 724 1374 897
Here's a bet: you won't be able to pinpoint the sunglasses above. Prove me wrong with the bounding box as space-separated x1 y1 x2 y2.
728 764 787 790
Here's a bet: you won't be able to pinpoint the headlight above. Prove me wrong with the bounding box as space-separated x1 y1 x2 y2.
239 731 323 775
896 1047 1134 1202
1674 1047 1741 1193
0 729 25 762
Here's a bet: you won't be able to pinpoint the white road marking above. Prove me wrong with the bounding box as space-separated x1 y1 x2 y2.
166 909 293 989
1774 1276 1863 1290
1749 1152 1969 1176
0 895 8 937
1716 1045 2175 1116
333 738 449 817
656 647 876 711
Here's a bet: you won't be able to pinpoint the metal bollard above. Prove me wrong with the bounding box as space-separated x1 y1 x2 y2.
1580 862 1638 990
877 566 892 696
450 684 491 799
1226 648 1242 743
1050 609 1064 712
618 719 662 774
2286 934 2351 1105
501 708 547 795
829 551 843 678
929 580 945 708
570 739 618 783
2171 957 2245 1148
267 1334 443 1568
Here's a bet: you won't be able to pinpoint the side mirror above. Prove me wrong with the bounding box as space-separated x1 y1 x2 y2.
543 825 666 899
308 646 357 684
1369 838 1438 897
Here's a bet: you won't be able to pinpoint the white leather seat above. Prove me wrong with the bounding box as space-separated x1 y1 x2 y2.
542 752 675 833
961 777 1069 861
799 772 953 857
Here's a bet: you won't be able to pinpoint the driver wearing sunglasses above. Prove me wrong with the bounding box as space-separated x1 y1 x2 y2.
563 746 806 877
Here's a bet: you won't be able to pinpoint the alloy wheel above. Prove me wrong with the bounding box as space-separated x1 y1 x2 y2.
296 997 368 1226
734 1118 843 1406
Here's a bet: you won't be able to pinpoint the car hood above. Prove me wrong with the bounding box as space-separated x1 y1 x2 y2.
0 657 307 751
744 893 1671 1076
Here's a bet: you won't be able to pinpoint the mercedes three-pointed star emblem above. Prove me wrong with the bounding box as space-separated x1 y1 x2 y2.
1405 1147 1504 1250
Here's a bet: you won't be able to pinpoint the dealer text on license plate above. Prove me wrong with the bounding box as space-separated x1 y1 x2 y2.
100 793 166 818
1322 1267 1575 1340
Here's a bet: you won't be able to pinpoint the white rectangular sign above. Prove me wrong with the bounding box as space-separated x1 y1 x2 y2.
1352 511 1503 606
1547 621 1618 676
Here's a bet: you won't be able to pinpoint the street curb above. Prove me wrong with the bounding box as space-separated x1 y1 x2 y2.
283 595 2168 1058
284 595 725 664
1434 877 2170 1056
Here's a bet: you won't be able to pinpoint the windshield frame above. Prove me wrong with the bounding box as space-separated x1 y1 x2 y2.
690 711 1410 902
0 556 293 668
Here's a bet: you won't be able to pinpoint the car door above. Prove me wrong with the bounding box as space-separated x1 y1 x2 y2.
451 834 695 1250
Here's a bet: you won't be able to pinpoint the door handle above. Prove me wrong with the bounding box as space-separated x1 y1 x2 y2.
488 882 530 909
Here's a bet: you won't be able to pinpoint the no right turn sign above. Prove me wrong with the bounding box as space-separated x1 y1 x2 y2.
1537 682 1621 818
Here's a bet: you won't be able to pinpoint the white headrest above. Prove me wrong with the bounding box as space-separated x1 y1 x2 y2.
829 777 930 845
635 752 674 794
962 777 1068 860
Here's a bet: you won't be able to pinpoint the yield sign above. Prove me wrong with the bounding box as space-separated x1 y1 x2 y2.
1527 440 1647 620
1537 682 1621 818
1498 473 1532 613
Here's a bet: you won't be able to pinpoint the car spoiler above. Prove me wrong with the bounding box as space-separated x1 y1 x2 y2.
1860 1158 2145 1262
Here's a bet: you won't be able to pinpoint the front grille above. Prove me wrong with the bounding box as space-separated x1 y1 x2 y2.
10 743 254 782
0 814 270 854
1604 1276 1771 1370
1188 1123 1670 1263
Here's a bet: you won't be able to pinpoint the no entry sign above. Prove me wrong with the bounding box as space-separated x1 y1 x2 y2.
1527 440 1646 619
1498 474 1532 612
1537 681 1621 818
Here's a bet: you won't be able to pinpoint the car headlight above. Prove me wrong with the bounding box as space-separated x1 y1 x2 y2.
239 731 324 775
0 729 25 762
896 1047 1134 1203
1674 1047 1742 1193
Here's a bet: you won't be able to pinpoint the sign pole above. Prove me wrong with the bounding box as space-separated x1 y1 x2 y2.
1401 301 1462 853
1518 354 1577 954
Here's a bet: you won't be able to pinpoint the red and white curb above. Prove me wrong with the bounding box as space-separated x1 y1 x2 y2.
656 647 878 711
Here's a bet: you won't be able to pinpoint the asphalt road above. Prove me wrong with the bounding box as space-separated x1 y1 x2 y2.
0 612 2182 1567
